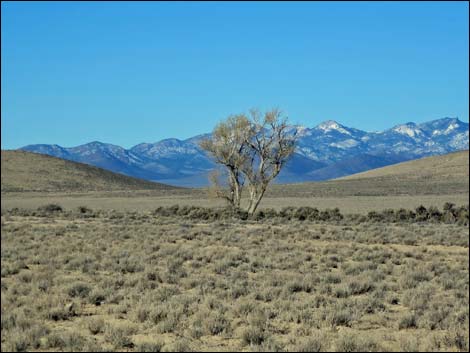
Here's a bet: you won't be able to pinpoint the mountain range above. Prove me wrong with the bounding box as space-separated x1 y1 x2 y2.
20 117 469 187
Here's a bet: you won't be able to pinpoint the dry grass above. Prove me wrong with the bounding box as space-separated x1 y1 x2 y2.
339 150 469 181
1 150 181 193
269 150 469 198
2 150 469 351
1 208 468 352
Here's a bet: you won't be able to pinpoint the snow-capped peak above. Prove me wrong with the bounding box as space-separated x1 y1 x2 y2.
392 123 423 138
316 120 351 135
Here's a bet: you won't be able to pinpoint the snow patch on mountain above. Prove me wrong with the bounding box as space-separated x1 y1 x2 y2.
297 147 321 161
449 131 469 149
392 124 423 138
291 125 312 137
316 120 351 135
131 139 201 158
432 122 461 136
330 139 360 149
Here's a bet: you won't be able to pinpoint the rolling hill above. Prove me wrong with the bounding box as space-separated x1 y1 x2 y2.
338 149 469 181
267 150 469 198
1 150 181 193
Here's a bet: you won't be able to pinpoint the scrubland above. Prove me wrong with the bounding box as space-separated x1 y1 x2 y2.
1 204 468 352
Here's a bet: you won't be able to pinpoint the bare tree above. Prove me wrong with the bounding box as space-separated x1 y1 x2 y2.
199 115 252 209
201 109 297 215
242 109 297 215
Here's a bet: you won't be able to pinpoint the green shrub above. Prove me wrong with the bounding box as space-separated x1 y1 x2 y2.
37 204 63 214
398 313 417 329
88 289 106 306
443 202 455 212
204 311 230 335
347 278 374 295
47 305 76 321
251 210 264 220
395 208 415 221
263 208 279 218
145 205 467 224
367 211 384 222
87 317 105 335
105 324 135 348
279 206 296 220
415 205 428 221
427 206 442 221
67 282 92 298
242 326 266 346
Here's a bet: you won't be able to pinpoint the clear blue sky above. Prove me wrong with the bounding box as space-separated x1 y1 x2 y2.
1 1 468 149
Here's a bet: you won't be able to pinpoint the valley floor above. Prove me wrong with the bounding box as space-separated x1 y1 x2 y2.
2 192 469 215
1 211 468 352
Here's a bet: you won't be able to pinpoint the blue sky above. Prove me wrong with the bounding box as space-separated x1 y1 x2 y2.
1 1 468 149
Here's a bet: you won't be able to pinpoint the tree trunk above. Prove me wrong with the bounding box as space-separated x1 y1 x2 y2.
228 169 242 209
233 177 241 208
247 185 256 214
247 184 267 215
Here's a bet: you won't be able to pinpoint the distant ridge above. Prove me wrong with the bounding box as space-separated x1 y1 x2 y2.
20 117 469 187
1 150 181 193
